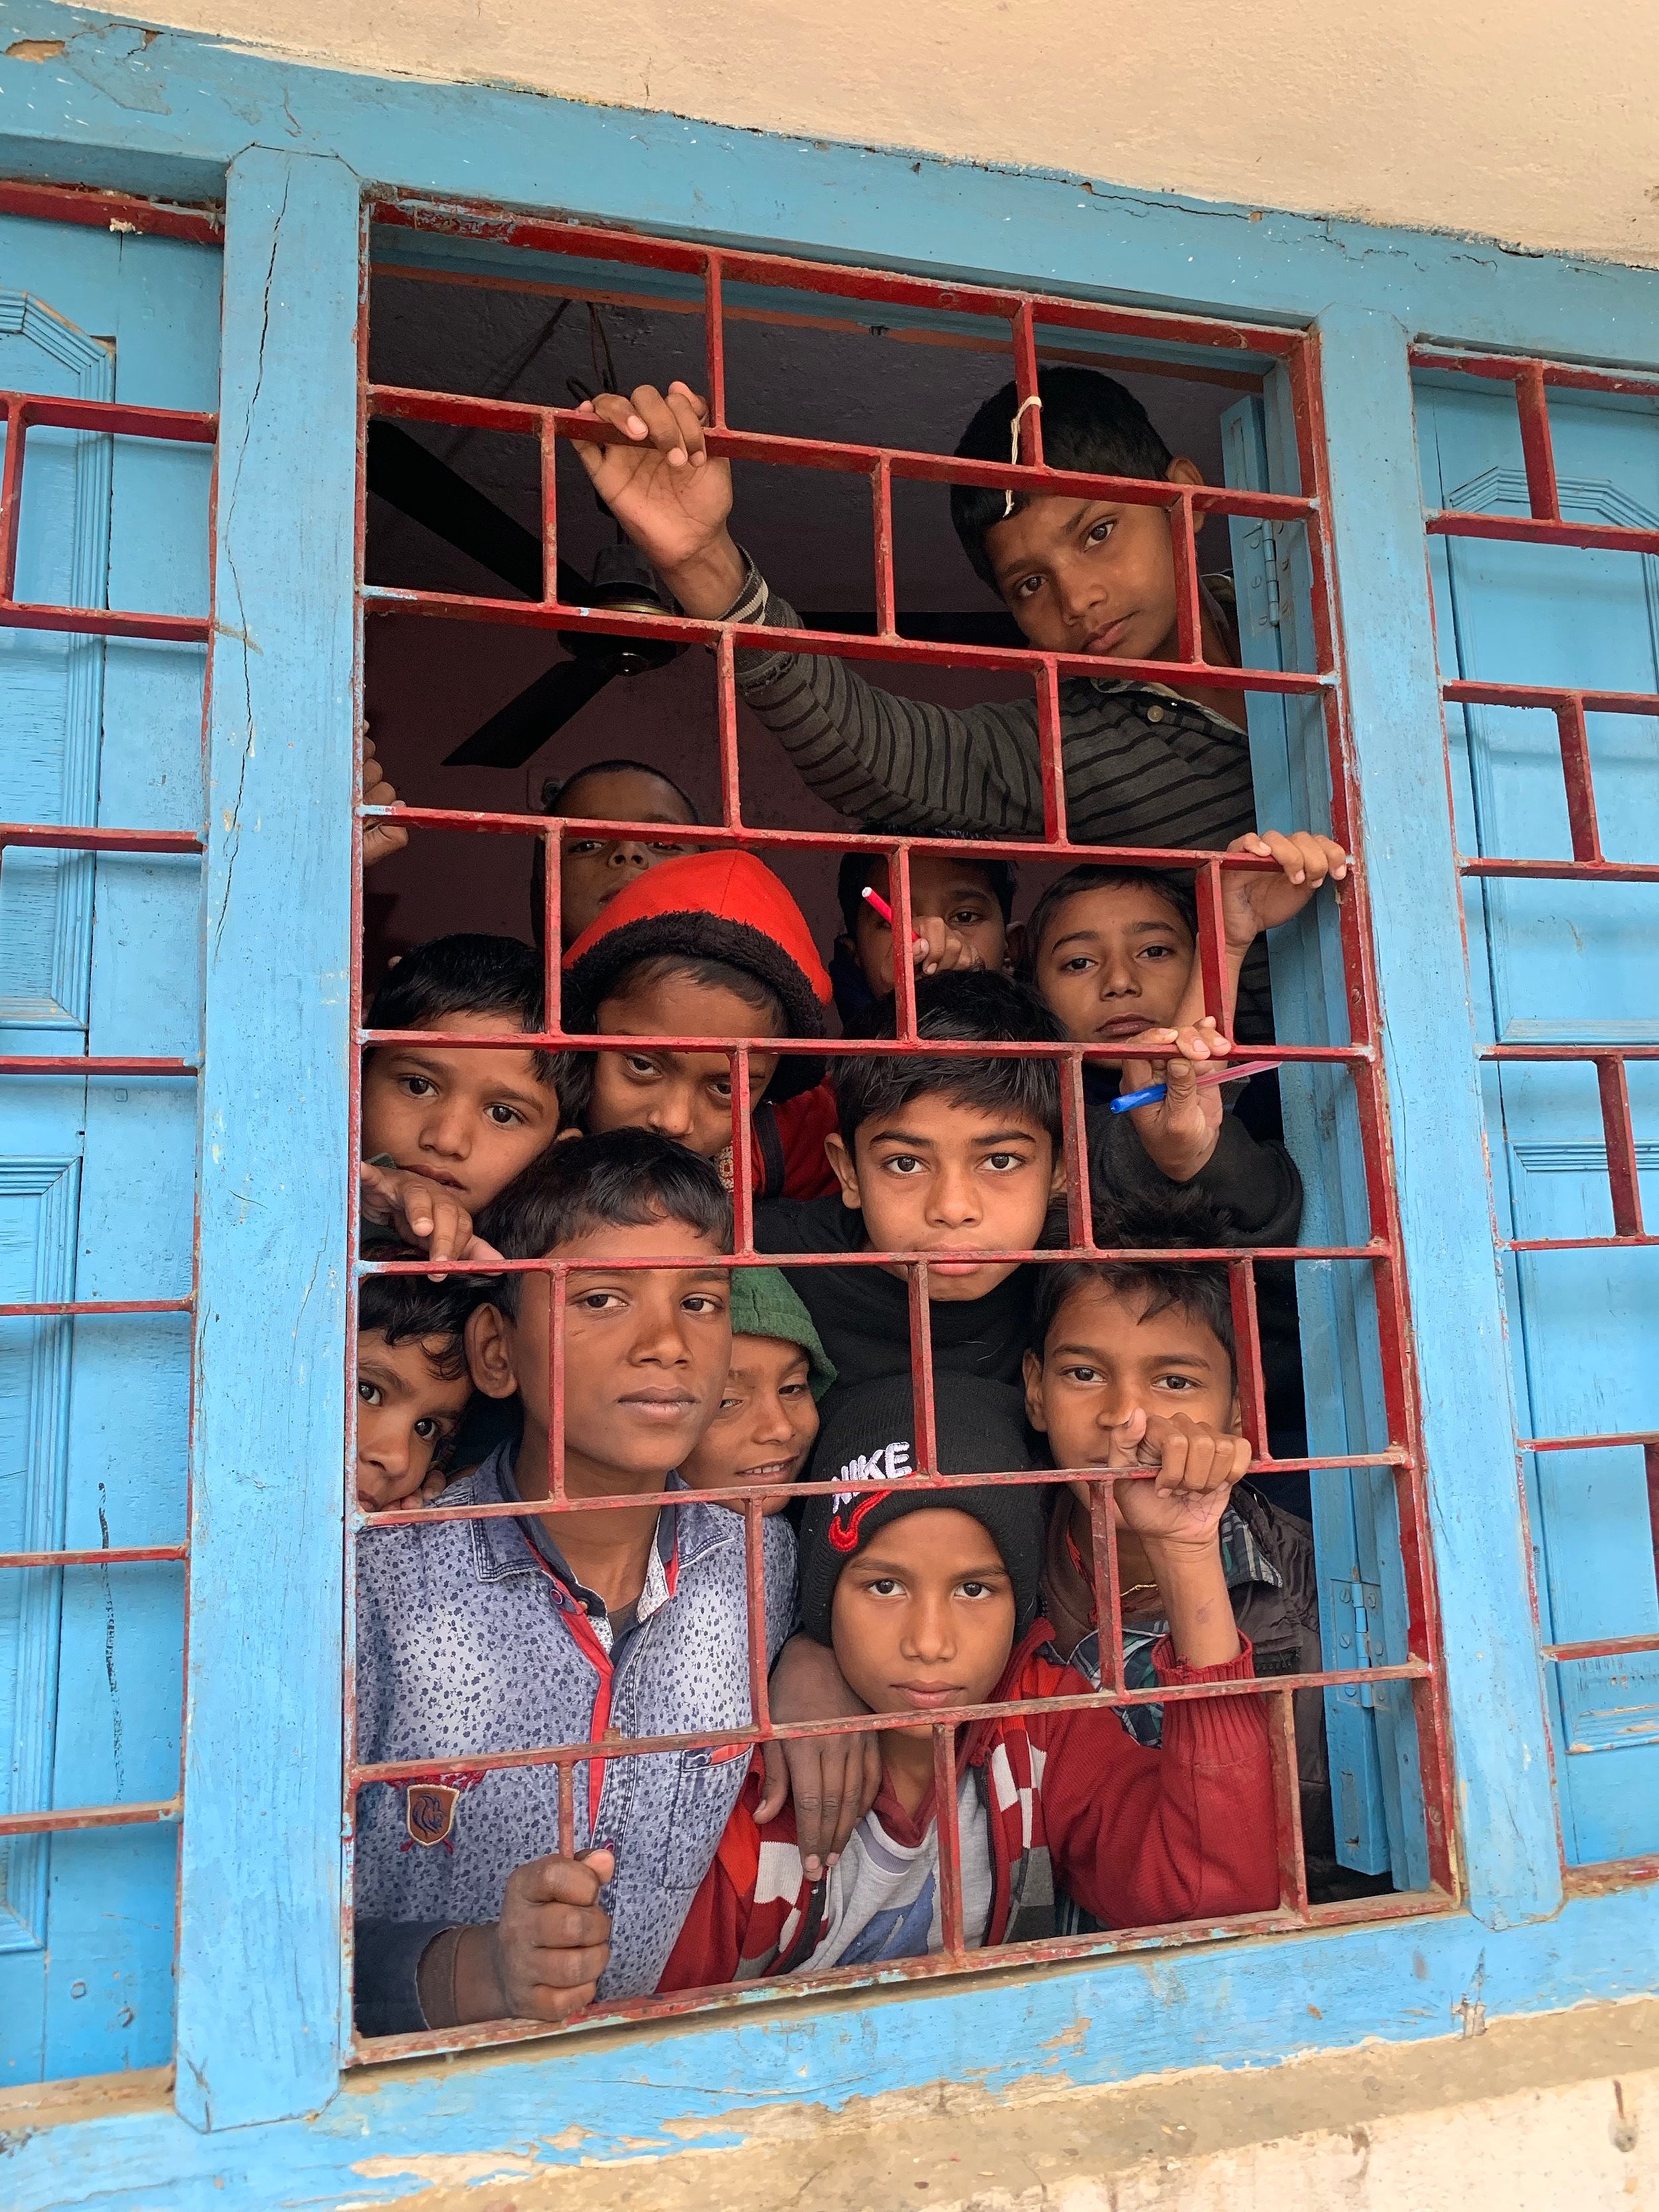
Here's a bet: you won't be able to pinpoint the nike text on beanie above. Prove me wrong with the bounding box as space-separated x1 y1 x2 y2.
795 1374 1045 1644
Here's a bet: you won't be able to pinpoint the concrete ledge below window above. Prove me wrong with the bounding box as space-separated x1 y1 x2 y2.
356 1996 1658 2211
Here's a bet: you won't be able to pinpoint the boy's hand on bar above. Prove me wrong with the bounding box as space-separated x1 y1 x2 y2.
572 382 747 617
869 913 984 995
1109 1410 1251 1548
360 1161 506 1275
1119 1019 1230 1183
361 731 408 867
762 1633 882 1879
355 1460 441 1515
1108 1410 1247 1669
1222 831 1349 950
453 1849 614 2026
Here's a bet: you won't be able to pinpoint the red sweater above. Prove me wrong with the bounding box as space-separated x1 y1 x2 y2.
659 1626 1276 1990
750 1081 839 1201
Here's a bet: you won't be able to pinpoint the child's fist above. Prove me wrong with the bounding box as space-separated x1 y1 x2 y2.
866 912 983 994
1222 830 1350 949
1103 1407 1251 1550
354 1461 450 1516
458 1849 615 2024
359 1161 504 1274
361 731 408 867
1119 1018 1232 1184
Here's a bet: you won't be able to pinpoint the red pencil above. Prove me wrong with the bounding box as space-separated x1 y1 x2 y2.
861 882 926 950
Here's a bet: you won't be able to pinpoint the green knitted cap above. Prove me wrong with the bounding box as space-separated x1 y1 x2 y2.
727 1266 837 1401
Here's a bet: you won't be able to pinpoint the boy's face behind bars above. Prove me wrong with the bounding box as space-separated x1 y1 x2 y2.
362 1011 561 1215
466 1217 733 1492
981 471 1204 665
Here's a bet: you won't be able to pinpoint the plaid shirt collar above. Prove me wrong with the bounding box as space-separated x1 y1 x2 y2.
1118 1504 1281 1655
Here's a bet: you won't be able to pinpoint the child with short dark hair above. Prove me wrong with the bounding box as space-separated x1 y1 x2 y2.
352 1129 797 2037
830 848 1020 1033
1021 851 1336 1244
1024 837 1344 1461
534 757 699 949
656 1374 1276 1985
679 1266 836 1512
1023 1188 1344 1897
360 932 565 1265
354 1268 484 1513
568 364 1286 1037
559 848 839 1200
755 971 1067 1396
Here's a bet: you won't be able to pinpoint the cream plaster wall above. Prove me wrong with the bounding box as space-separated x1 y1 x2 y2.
72 0 1659 270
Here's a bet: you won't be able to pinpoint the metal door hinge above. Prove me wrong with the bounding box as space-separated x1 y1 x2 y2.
1331 1578 1384 1708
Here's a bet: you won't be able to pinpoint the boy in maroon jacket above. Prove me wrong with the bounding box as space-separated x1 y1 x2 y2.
657 1374 1277 1987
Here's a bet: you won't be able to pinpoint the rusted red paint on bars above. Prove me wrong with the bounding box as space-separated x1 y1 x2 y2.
0 355 214 1850
1545 1633 1659 1664
354 1658 1432 1791
0 390 216 644
358 1879 1460 2065
362 1240 1383 1270
0 1056 196 1076
362 585 1331 701
344 202 1457 2049
1410 346 1659 400
0 1799 181 1839
0 1298 192 1317
0 176 223 244
1268 1688 1310 1917
0 824 203 857
1463 859 1659 885
360 1027 1366 1068
1484 1043 1659 1062
1 392 216 551
1429 348 1659 1865
0 1545 187 1569
368 1881 1457 2061
364 1449 1407 1531
367 806 1319 873
1522 1430 1659 1453
374 378 1319 522
373 200 1305 361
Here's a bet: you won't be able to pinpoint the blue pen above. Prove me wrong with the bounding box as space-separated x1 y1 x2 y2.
1109 1059 1280 1113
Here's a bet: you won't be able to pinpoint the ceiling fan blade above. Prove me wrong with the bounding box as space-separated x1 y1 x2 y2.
366 421 589 603
798 608 1024 647
442 656 618 769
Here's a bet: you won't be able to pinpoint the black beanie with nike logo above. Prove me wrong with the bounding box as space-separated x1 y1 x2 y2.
796 1374 1045 1645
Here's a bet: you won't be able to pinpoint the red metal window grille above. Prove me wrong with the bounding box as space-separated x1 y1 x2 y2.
1413 345 1659 1793
346 202 1458 2059
0 363 215 1846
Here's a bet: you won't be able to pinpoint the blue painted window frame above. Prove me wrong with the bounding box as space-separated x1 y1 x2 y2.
4 7 1658 2189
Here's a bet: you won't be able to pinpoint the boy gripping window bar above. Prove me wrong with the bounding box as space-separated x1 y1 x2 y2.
573 364 1289 1036
514 1374 1277 1996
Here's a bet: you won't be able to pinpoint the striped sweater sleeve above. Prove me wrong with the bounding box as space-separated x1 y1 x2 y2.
727 556 1047 838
